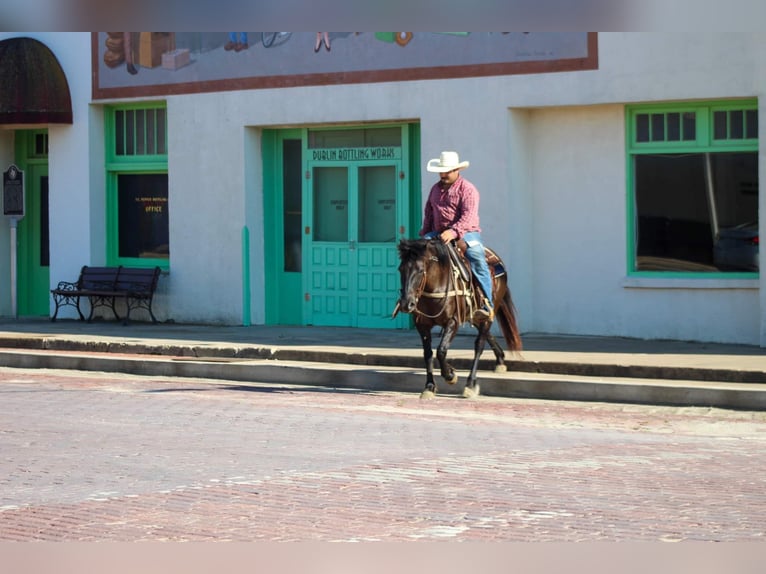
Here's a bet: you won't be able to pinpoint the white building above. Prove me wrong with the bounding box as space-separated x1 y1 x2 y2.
0 32 763 346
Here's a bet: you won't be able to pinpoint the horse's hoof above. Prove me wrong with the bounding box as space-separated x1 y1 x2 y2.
420 390 436 400
445 374 458 385
494 364 507 373
462 385 480 399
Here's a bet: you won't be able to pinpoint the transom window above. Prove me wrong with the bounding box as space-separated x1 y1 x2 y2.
627 100 759 276
105 102 169 268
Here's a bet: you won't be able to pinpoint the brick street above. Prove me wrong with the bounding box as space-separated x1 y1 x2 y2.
1 366 766 542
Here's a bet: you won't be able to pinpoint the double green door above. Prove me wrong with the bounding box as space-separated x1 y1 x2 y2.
306 161 409 328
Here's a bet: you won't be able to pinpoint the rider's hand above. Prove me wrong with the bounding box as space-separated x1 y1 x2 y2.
439 229 457 243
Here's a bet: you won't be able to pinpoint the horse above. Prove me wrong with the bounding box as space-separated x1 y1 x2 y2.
396 238 522 399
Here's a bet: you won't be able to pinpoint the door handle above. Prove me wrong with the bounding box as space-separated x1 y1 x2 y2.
349 240 356 251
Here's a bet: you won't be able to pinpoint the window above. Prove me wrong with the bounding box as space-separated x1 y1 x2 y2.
105 103 169 268
627 101 759 275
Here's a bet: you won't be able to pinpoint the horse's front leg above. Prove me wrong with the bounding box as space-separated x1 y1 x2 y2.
418 324 438 399
463 322 491 399
436 319 460 386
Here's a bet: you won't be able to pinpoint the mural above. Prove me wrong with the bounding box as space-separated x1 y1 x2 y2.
92 32 597 99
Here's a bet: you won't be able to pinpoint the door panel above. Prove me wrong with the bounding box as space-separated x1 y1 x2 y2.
310 166 352 326
17 164 50 316
306 162 408 328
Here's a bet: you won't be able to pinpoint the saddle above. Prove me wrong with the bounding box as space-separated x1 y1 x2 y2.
448 240 506 313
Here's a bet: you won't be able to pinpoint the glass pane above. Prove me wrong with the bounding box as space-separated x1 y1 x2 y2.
156 108 167 154
635 153 712 271
115 110 125 155
125 110 135 155
135 109 146 154
308 127 401 148
309 130 365 148
40 176 49 267
634 152 758 272
730 110 744 139
710 152 759 271
363 128 401 147
313 167 348 242
713 111 727 140
746 110 758 139
651 114 665 141
146 109 156 155
358 166 396 243
117 173 170 259
635 114 649 142
283 139 302 272
667 113 680 141
682 112 696 140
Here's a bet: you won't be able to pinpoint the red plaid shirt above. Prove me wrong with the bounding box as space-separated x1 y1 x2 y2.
419 175 481 239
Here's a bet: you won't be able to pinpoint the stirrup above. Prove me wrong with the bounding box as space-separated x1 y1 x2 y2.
472 299 494 322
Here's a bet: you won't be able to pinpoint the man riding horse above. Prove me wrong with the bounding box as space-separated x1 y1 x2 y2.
420 150 494 322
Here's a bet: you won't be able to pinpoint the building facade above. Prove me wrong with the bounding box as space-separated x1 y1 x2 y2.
0 32 763 346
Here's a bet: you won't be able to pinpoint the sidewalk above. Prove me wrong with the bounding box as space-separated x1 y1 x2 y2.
0 317 765 410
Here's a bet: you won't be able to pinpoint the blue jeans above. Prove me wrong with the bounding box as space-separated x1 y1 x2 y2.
229 32 248 44
424 231 493 307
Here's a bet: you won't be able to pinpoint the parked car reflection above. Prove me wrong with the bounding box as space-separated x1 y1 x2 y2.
714 222 759 271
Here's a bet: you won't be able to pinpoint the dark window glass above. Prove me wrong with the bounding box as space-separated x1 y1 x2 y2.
746 110 758 139
634 152 758 272
730 110 744 139
636 114 649 142
651 114 665 141
135 109 146 154
40 176 49 267
34 133 48 156
117 174 169 259
283 139 302 272
156 108 167 154
682 112 696 140
146 109 156 155
115 111 125 155
667 113 680 141
713 111 727 140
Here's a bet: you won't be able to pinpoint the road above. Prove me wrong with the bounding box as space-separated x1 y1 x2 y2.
1 366 766 542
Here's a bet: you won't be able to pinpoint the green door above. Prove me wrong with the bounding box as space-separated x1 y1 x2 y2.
306 161 408 328
16 162 50 316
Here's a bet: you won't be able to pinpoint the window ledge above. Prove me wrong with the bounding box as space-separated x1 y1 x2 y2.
622 277 759 290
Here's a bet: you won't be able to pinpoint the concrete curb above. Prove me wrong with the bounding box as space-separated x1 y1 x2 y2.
0 335 763 385
2 349 765 411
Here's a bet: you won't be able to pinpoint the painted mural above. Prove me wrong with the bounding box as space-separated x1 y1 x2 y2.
92 32 597 99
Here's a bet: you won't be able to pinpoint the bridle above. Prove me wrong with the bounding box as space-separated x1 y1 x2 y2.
404 250 472 322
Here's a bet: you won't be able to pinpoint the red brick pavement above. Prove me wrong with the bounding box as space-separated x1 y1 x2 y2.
1 367 766 541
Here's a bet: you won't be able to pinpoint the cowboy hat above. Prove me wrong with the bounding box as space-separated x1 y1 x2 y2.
426 151 470 173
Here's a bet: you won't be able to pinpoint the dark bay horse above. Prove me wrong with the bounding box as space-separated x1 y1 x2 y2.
396 238 522 399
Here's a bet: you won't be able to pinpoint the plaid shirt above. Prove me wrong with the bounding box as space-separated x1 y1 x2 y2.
419 175 481 239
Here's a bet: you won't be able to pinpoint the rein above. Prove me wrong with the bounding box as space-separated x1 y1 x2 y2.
413 252 472 322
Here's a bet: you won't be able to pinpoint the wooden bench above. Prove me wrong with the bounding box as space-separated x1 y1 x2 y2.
50 265 162 325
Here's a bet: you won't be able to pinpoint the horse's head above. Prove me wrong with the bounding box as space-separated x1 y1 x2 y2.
397 239 448 314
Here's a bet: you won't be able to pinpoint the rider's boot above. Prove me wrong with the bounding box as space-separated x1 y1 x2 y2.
472 290 494 322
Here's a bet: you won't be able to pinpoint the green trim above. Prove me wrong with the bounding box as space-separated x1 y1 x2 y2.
104 102 169 270
625 100 759 280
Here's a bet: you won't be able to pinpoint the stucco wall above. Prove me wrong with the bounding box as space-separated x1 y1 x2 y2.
1 32 764 344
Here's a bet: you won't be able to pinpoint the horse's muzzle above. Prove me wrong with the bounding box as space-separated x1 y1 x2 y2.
399 295 418 314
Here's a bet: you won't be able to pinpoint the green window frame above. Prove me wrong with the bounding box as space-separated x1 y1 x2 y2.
626 100 759 278
105 102 169 269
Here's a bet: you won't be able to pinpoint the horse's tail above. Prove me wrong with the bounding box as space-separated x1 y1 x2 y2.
496 281 523 354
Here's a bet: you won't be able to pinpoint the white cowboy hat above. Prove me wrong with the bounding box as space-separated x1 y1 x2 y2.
426 151 470 173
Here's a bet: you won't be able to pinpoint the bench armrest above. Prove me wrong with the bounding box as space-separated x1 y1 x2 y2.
54 281 78 292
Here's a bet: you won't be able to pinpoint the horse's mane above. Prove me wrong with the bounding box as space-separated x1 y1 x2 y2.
397 238 450 266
